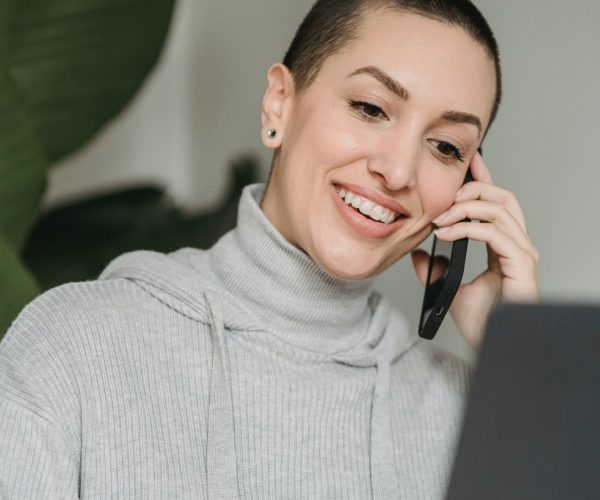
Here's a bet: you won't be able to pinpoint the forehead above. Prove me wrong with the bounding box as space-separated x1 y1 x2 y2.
314 9 497 126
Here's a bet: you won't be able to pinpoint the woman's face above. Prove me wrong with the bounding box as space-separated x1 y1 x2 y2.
261 9 497 280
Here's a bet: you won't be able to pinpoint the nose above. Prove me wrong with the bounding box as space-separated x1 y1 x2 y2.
367 129 420 191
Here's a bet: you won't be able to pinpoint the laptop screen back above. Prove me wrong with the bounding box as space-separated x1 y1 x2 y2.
446 303 600 500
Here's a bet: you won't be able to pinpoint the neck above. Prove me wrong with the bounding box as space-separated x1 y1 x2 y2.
208 184 376 353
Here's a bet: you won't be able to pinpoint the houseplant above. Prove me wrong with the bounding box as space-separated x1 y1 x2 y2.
0 0 176 335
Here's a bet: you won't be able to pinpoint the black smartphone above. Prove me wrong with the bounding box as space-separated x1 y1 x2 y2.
418 168 474 340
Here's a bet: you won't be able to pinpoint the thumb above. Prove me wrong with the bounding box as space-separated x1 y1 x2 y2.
411 249 450 287
411 249 430 286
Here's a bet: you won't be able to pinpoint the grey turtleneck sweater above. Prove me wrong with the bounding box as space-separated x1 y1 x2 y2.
0 184 470 499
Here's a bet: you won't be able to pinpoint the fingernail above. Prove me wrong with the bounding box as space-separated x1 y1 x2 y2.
455 187 464 200
433 211 448 224
434 227 449 236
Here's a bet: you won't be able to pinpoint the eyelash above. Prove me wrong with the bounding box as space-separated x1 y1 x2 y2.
348 100 388 122
348 100 465 163
429 139 466 163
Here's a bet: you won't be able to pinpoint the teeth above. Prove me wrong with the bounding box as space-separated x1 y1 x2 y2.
336 187 399 224
359 200 374 216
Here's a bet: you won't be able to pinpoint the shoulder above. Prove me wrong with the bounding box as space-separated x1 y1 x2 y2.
385 302 472 401
3 278 145 348
412 337 471 374
1 245 222 369
385 303 472 387
393 336 473 407
0 279 145 455
0 277 154 393
412 340 472 388
0 269 211 418
1 277 139 357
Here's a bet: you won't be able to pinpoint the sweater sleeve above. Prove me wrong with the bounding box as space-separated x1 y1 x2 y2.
0 293 80 499
0 399 79 498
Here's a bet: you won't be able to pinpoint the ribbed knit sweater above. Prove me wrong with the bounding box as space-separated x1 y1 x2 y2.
0 184 471 499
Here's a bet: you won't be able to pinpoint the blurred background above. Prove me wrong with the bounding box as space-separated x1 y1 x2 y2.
2 0 599 361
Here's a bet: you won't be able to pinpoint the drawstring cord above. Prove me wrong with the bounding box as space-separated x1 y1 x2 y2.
370 355 399 499
204 289 402 499
334 347 400 499
205 290 240 499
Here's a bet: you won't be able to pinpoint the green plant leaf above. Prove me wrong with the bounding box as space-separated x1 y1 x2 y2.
0 236 40 340
0 56 46 249
23 156 261 289
4 0 175 162
0 0 176 329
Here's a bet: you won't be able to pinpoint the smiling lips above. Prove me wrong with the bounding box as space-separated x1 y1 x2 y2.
335 186 402 224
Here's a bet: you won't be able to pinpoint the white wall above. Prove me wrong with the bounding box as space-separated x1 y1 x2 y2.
46 0 600 362
46 0 314 210
386 0 600 361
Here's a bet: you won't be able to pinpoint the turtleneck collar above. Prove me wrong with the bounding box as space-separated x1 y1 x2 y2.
207 183 376 353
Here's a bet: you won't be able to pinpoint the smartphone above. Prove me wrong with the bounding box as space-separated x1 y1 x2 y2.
418 168 474 340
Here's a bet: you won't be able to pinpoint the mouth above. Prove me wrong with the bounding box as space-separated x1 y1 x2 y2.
334 186 405 224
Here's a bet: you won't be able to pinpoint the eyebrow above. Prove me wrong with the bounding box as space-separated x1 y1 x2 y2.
441 110 482 138
348 65 483 138
349 66 410 100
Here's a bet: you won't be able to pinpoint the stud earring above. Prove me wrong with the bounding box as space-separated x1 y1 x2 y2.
267 129 277 139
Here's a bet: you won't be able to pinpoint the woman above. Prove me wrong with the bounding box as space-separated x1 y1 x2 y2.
0 0 538 498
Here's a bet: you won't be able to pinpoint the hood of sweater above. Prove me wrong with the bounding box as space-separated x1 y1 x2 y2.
100 183 418 499
101 183 415 360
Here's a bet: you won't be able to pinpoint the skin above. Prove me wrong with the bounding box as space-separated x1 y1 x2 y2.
260 8 539 349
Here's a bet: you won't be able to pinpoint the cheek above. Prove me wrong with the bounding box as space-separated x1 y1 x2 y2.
419 172 461 217
291 104 366 172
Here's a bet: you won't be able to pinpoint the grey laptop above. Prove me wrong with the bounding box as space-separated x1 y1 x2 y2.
445 303 600 500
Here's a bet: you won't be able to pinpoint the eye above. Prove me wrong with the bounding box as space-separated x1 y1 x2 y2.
348 100 389 122
429 139 465 163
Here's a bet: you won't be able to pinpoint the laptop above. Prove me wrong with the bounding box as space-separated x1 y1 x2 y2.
445 303 600 500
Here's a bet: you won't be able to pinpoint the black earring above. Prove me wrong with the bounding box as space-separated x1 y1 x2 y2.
267 129 277 139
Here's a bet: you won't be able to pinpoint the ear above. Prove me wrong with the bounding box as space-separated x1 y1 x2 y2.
261 63 295 149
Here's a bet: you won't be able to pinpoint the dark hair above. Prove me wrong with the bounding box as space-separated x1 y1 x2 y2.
283 0 502 129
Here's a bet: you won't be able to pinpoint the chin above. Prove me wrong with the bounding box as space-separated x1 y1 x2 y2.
312 245 390 282
324 264 379 282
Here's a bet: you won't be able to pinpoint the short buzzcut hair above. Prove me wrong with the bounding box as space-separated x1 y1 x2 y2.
283 0 502 129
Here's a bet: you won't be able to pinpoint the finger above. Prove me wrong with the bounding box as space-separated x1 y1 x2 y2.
435 222 538 272
411 250 449 286
433 200 532 252
438 222 540 302
470 151 494 185
411 250 429 286
454 182 527 231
